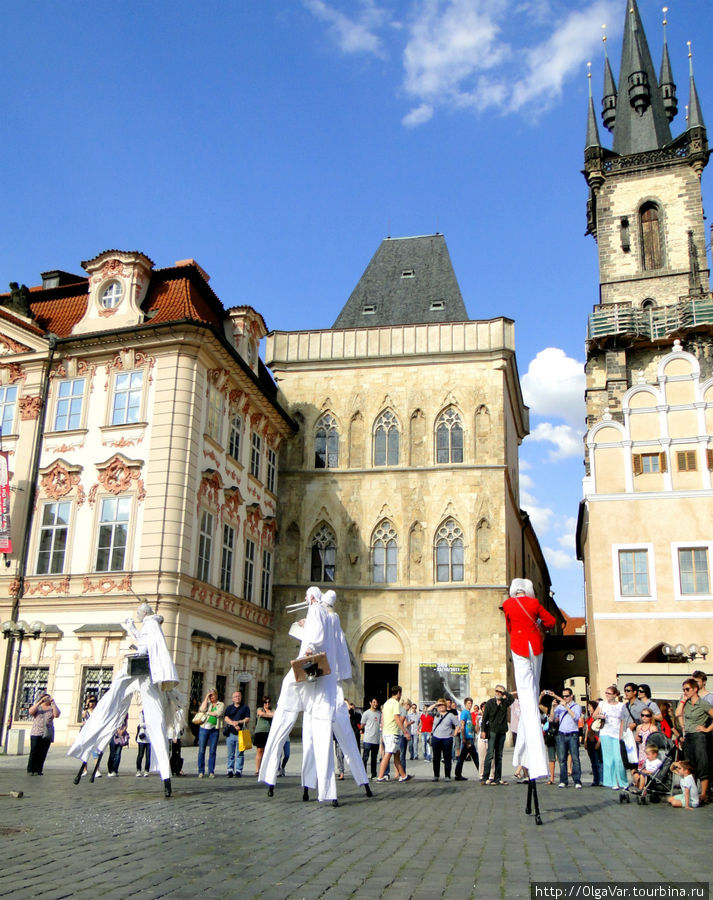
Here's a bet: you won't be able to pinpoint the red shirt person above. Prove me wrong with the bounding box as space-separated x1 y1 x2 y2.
501 579 556 781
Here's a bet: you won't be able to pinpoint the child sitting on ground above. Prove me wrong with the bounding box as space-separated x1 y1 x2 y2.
667 760 699 809
633 743 661 790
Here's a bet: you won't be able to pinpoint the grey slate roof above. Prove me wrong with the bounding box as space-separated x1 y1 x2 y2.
611 0 672 155
332 234 469 329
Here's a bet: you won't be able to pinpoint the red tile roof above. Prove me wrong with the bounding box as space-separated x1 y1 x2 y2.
561 612 586 636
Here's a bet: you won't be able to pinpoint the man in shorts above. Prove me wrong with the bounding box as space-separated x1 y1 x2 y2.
377 685 412 783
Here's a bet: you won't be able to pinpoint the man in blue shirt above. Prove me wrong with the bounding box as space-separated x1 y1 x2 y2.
454 698 479 781
554 688 582 789
223 690 250 778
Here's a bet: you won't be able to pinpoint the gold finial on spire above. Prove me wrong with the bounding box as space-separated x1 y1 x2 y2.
685 103 689 123
662 6 668 25
587 61 592 96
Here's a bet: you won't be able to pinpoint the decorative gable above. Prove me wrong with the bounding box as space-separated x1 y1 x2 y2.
72 251 154 335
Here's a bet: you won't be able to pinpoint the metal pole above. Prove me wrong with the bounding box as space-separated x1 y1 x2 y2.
3 631 24 755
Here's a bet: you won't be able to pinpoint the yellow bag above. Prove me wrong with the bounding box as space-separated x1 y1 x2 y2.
239 729 252 752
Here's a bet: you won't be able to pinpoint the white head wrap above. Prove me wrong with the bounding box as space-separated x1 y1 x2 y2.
509 578 535 597
305 585 322 604
136 601 154 620
322 589 336 608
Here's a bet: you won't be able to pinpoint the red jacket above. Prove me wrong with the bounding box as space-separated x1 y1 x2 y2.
502 594 556 657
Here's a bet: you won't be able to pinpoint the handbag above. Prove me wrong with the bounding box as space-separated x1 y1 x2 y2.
621 726 638 764
222 724 237 738
192 711 207 725
238 728 252 752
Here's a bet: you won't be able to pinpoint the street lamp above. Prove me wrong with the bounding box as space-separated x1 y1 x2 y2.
1 619 45 754
662 642 709 662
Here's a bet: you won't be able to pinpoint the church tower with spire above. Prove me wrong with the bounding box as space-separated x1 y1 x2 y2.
577 1 713 696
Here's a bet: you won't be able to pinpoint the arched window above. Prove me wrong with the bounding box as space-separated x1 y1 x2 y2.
435 407 463 464
314 413 339 469
373 410 399 466
640 202 663 270
372 520 398 583
311 523 336 582
435 518 464 582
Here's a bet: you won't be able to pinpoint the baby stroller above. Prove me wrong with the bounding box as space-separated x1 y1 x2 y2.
619 736 675 805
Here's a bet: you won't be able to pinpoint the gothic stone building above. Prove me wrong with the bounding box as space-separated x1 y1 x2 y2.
266 234 556 706
0 251 293 748
577 0 713 696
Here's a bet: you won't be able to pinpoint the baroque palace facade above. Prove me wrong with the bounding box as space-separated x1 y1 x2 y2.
0 251 293 748
577 0 713 696
266 234 557 706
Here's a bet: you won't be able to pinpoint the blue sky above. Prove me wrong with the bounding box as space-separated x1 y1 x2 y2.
3 1 712 615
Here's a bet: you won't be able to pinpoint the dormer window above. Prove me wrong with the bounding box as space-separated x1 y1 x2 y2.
100 281 123 309
362 304 376 315
401 269 415 278
430 299 445 311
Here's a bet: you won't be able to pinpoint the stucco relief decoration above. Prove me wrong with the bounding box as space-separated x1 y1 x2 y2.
27 577 70 597
191 582 237 616
223 487 244 521
103 435 142 450
48 441 84 455
203 448 221 470
246 503 262 535
82 574 132 594
51 358 96 391
8 578 21 599
207 368 230 396
40 460 86 505
246 482 260 502
19 395 42 420
250 411 266 431
93 455 145 502
229 388 246 410
262 517 276 549
0 362 26 384
105 349 155 387
98 306 118 318
0 337 31 356
197 470 222 514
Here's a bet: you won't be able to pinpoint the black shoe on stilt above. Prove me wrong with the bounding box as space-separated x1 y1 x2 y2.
364 784 373 797
163 778 172 798
73 763 86 785
302 787 310 801
267 785 274 797
331 799 339 807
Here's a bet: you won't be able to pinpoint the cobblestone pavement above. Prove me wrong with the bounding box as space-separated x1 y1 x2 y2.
0 744 710 900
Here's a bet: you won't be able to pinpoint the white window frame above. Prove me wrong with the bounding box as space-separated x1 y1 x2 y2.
206 384 223 444
260 549 272 609
612 543 656 602
244 538 256 602
220 523 235 592
672 541 713 601
197 510 214 582
266 448 277 493
36 500 72 575
111 370 144 426
94 496 132 573
250 432 261 479
54 378 86 431
229 415 242 462
0 384 18 436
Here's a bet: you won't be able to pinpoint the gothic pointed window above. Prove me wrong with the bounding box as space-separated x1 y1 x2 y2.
373 410 399 466
435 407 463 464
315 413 339 469
311 523 336 582
640 203 663 270
372 520 398 583
435 518 464 582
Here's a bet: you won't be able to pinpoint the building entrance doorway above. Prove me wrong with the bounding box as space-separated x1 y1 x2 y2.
363 662 399 708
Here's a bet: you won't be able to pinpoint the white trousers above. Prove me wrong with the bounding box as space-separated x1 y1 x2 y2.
301 714 336 801
511 648 548 780
258 704 299 786
333 700 368 786
67 671 172 780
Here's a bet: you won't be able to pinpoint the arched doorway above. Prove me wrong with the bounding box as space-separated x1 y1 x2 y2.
360 626 403 708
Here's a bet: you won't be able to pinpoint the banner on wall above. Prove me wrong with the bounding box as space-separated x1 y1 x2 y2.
0 451 11 553
419 663 469 707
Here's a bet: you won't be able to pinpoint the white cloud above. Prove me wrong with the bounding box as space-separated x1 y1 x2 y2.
303 0 386 56
526 422 582 461
305 0 623 126
509 0 620 112
542 545 578 570
521 347 585 427
402 103 434 127
520 488 555 535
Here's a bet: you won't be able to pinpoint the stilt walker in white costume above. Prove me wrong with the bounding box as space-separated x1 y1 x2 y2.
501 578 556 825
258 586 319 796
68 602 182 798
301 591 372 799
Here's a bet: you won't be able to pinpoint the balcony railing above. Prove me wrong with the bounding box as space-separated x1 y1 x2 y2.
588 295 713 341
